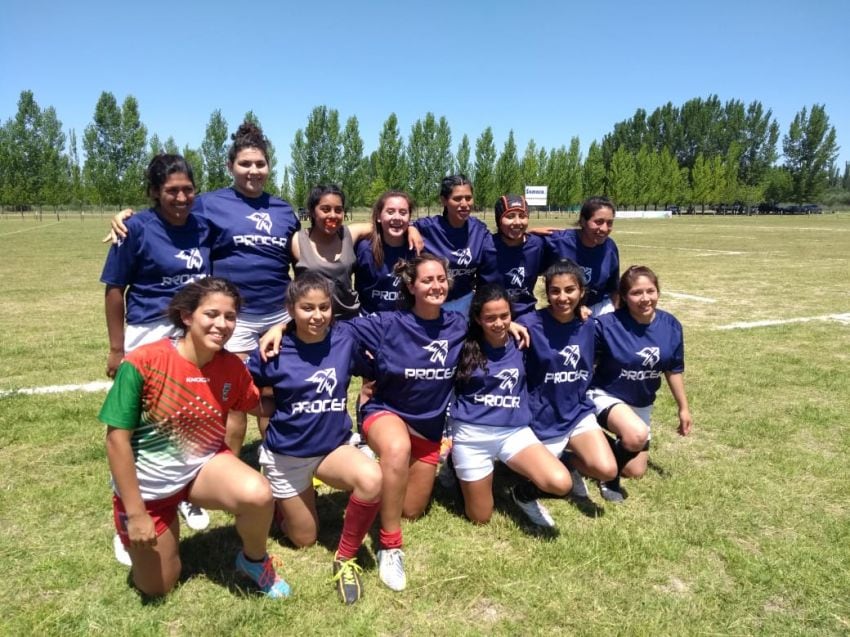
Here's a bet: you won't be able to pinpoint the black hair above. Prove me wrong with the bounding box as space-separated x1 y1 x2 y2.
227 121 269 163
439 174 473 216
393 253 451 310
167 277 241 331
577 196 616 227
283 271 335 335
456 284 512 384
306 184 346 228
543 259 587 303
146 153 195 203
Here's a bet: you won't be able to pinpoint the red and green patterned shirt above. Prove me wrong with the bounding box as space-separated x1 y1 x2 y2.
99 338 259 499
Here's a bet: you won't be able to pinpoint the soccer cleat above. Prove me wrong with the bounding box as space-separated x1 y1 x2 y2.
332 557 364 605
568 468 589 499
113 533 132 566
376 548 406 591
235 551 291 599
511 486 556 528
178 501 210 531
599 478 625 504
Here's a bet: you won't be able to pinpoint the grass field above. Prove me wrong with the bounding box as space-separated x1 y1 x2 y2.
1 212 849 635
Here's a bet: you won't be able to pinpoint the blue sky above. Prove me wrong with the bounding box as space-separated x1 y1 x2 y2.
2 0 848 174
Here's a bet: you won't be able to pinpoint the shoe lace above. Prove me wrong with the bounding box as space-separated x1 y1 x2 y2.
185 503 204 516
255 554 283 589
332 559 363 585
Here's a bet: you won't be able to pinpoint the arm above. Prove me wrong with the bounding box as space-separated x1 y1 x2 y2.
508 322 530 349
105 285 127 378
258 323 286 361
102 208 135 244
407 225 424 254
528 226 559 236
290 230 301 263
664 371 692 436
106 426 156 547
348 222 373 243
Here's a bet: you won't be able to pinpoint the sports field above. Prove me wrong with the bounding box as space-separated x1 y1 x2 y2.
1 213 848 635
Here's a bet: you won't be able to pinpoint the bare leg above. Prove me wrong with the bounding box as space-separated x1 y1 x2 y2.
459 473 495 524
506 443 572 496
127 516 181 597
366 414 411 534
567 429 617 482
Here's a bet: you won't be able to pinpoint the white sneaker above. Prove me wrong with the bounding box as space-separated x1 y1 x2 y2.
113 533 132 566
568 468 589 499
511 487 556 528
178 501 210 531
377 548 406 591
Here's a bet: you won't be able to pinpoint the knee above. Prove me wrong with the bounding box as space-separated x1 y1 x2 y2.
587 456 618 482
621 464 646 479
355 465 383 501
465 507 492 525
376 439 411 472
401 503 426 521
287 528 317 549
239 474 274 510
540 470 572 497
133 563 180 598
619 428 649 453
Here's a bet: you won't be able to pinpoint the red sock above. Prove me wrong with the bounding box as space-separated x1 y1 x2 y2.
336 495 380 560
378 527 403 551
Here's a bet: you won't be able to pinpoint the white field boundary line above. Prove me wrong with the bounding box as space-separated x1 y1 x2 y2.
0 222 62 237
0 379 112 399
671 224 850 233
666 292 717 303
716 313 850 331
620 243 747 255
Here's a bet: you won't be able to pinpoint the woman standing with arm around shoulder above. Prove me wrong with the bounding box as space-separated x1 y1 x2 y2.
588 265 692 502
543 196 619 316
102 278 288 599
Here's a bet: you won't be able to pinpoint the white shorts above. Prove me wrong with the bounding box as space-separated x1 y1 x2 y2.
589 297 615 317
540 412 601 457
124 320 180 352
443 292 473 316
258 445 324 499
449 419 541 482
226 309 290 354
587 388 653 438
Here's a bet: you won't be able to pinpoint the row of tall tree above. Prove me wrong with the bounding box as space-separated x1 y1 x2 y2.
0 90 844 211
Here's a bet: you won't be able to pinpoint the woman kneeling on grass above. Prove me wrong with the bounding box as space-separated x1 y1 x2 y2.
248 272 382 605
100 277 289 599
588 265 693 502
450 284 572 527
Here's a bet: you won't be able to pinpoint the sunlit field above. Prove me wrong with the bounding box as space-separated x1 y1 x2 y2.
1 211 848 635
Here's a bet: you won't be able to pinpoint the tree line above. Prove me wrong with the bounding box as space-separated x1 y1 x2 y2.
0 90 845 212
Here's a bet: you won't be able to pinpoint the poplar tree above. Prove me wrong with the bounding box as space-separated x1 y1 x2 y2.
120 96 148 204
340 115 367 206
375 113 407 191
495 130 521 197
582 141 606 199
520 139 540 188
202 109 229 191
83 92 123 206
783 104 838 203
563 137 583 208
473 127 497 210
182 146 205 195
608 146 637 208
455 134 472 180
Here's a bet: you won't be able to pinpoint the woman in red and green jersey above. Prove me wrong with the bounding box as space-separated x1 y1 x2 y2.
99 277 289 599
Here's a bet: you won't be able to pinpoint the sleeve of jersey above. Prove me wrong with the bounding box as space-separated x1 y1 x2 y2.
98 361 144 429
100 222 139 286
604 242 621 294
346 313 384 353
247 348 272 387
669 319 685 373
477 233 501 285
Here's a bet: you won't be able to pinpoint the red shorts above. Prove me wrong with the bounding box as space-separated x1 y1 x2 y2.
113 486 189 548
362 410 442 466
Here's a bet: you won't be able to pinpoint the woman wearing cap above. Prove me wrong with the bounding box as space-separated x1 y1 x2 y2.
543 196 619 316
492 194 546 318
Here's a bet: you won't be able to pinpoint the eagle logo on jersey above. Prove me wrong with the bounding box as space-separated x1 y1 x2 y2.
175 248 204 270
451 247 473 266
423 340 449 365
506 266 525 287
637 347 660 367
247 211 273 233
391 275 401 288
582 266 592 285
307 368 338 395
558 344 581 368
495 368 519 392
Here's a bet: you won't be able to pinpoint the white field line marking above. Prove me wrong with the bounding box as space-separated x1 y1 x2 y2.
621 243 746 255
0 379 112 399
667 292 717 303
716 313 850 330
0 222 62 237
676 224 850 233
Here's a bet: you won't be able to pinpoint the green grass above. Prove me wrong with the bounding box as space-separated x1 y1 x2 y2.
1 213 849 635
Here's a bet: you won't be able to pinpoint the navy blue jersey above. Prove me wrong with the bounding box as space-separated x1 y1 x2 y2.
100 208 212 325
452 338 532 427
354 240 416 314
493 233 545 317
519 309 596 440
248 324 369 457
592 308 685 408
414 215 500 301
195 188 300 315
351 310 468 441
543 229 619 307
